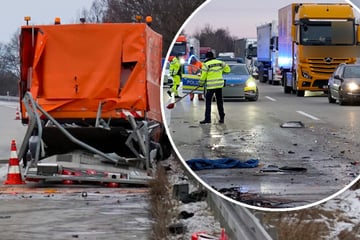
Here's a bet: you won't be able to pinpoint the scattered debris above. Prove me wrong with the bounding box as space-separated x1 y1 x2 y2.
181 190 207 204
168 222 187 235
178 211 194 219
280 121 304 128
260 165 307 173
217 187 296 208
279 166 307 172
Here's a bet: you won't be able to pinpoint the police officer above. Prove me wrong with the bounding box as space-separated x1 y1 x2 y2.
167 53 182 98
199 51 231 124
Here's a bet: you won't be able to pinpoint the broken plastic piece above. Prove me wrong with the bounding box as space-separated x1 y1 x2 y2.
280 121 304 128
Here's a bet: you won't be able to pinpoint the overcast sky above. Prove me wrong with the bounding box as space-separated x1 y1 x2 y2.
184 0 359 39
1 0 360 44
0 0 93 43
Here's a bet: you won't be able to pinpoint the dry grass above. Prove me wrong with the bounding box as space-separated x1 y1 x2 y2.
350 179 360 190
148 164 175 239
337 223 360 240
262 208 333 240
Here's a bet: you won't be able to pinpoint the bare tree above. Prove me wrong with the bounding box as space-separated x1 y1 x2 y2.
77 0 107 23
0 32 20 96
1 31 20 78
0 0 207 96
101 0 206 56
194 25 237 56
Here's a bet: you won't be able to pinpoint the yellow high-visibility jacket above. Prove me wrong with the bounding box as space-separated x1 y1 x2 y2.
200 59 231 89
169 57 181 77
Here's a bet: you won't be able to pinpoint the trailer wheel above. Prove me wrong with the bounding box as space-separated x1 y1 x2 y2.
156 133 172 161
296 90 305 97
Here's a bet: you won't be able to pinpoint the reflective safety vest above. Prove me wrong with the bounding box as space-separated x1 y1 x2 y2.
200 59 231 89
169 57 181 77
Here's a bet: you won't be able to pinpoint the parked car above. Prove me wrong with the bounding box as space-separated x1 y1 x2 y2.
328 63 360 105
222 63 259 101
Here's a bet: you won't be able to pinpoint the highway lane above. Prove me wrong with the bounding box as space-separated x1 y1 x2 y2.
0 99 274 240
0 101 26 160
163 82 360 209
0 100 153 239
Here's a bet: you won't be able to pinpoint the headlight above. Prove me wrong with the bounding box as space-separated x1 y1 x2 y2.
346 82 359 91
246 81 256 88
301 70 311 79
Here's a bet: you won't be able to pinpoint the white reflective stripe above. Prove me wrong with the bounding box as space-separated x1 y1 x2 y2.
207 78 224 82
10 151 18 159
182 74 200 80
8 166 20 174
122 110 143 117
123 110 132 116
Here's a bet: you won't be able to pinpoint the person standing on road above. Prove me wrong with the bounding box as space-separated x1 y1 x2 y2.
199 51 231 124
167 53 182 98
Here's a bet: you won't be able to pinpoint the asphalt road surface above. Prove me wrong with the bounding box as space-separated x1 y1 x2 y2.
0 186 151 240
163 82 360 209
0 101 153 240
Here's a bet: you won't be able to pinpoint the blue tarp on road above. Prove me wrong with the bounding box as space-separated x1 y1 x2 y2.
186 158 259 171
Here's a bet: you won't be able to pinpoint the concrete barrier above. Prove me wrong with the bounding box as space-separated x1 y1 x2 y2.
0 96 18 102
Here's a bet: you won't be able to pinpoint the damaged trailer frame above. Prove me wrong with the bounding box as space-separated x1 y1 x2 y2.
17 92 156 185
16 20 171 186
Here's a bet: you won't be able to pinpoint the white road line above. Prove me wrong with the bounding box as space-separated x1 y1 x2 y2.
265 96 277 102
296 110 320 120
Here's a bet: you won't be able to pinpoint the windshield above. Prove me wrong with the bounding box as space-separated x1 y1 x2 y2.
300 20 354 46
343 66 360 78
226 64 250 75
170 42 186 56
247 46 257 58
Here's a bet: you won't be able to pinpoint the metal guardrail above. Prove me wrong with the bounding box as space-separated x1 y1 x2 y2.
207 191 274 240
0 96 18 102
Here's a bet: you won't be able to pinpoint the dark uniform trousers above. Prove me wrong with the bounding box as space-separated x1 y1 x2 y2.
205 88 225 121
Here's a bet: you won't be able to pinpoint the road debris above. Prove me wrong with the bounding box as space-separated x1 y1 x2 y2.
280 121 304 128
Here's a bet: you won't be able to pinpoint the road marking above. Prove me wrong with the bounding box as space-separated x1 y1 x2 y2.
265 96 277 101
296 110 320 120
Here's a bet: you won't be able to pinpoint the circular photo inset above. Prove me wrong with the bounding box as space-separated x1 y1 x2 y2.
162 0 360 211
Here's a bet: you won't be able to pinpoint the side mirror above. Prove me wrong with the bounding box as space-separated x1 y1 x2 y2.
334 75 342 81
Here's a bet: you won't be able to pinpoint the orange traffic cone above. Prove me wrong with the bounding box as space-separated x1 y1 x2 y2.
15 107 20 120
4 140 25 185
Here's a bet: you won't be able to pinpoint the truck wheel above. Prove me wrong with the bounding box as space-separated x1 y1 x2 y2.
296 90 305 97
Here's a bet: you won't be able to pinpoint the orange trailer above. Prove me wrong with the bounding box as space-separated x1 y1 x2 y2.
17 20 171 184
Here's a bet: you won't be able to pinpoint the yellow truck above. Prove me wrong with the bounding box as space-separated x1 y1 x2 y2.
278 3 360 96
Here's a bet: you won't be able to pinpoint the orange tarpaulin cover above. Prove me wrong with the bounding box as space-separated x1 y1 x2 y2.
19 23 162 122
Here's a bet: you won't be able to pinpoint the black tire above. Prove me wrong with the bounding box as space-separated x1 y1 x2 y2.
338 90 346 106
248 87 259 101
296 90 305 97
156 133 172 161
339 98 345 105
328 90 336 103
